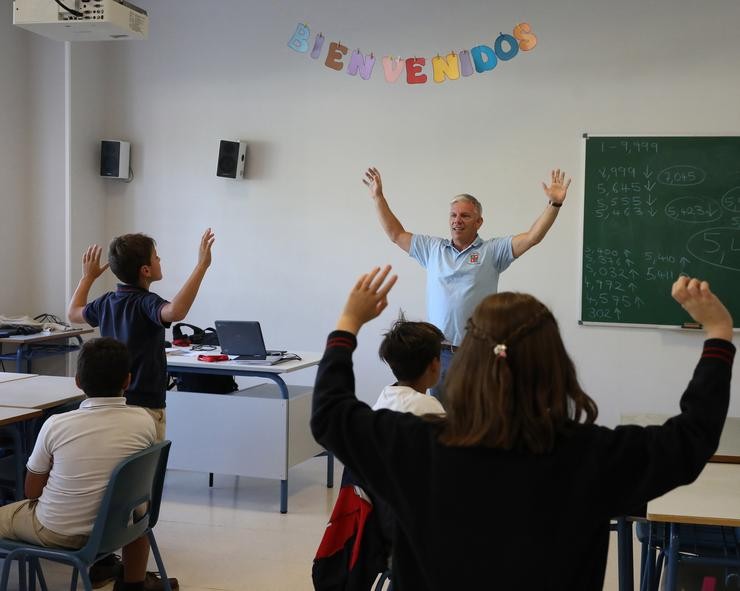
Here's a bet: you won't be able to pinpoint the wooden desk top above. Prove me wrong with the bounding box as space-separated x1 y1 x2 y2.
0 328 93 345
0 375 85 409
622 414 740 464
166 349 321 374
0 372 37 384
647 463 740 527
0 406 43 425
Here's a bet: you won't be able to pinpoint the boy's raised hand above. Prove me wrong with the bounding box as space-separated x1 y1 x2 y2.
337 266 398 335
672 276 733 341
198 228 216 269
81 245 109 281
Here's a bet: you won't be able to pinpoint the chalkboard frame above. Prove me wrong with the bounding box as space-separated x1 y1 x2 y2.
579 133 740 330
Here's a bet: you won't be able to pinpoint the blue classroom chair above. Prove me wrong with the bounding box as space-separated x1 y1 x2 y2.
637 521 740 591
0 440 173 591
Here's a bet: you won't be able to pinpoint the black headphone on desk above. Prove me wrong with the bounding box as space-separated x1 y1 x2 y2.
171 323 219 347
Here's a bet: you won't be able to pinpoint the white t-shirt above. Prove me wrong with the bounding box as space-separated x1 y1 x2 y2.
27 397 156 536
372 384 445 416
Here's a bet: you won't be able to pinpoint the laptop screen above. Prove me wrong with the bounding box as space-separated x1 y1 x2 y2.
214 321 268 357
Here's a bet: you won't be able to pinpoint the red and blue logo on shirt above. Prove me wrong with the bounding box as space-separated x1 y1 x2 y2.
468 252 480 264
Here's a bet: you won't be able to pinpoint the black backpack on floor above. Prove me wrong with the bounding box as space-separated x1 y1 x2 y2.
169 372 238 394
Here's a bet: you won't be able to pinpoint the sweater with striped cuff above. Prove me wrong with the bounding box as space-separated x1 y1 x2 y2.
311 332 734 591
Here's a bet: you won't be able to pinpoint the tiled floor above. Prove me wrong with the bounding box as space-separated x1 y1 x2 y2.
0 458 683 590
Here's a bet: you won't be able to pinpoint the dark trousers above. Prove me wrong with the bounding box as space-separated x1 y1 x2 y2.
430 347 454 405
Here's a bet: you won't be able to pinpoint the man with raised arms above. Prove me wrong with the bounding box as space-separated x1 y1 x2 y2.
363 167 571 400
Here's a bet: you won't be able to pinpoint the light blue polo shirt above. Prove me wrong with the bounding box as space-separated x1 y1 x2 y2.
410 234 515 345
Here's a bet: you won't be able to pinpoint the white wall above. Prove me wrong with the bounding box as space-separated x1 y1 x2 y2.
25 32 65 318
0 10 30 314
68 42 111 303
13 0 740 424
0 9 68 373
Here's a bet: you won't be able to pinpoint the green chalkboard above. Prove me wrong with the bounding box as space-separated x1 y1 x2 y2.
581 136 740 327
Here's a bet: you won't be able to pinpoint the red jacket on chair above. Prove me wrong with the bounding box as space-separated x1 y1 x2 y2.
312 475 389 591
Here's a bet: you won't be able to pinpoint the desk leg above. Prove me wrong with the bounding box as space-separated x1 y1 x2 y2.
664 523 679 591
16 345 28 373
280 480 288 514
617 517 634 591
327 452 334 488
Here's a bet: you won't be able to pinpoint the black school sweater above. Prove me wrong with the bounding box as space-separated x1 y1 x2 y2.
311 332 734 591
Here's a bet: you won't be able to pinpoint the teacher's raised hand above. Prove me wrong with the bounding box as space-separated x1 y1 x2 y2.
542 168 571 206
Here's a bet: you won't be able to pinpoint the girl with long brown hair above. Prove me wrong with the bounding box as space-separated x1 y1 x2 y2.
311 266 733 590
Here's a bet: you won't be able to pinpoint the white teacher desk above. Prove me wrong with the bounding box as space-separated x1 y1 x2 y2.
166 351 333 513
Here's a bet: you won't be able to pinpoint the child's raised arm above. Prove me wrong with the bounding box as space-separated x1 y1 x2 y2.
67 245 109 324
160 228 215 324
336 265 398 335
672 276 733 341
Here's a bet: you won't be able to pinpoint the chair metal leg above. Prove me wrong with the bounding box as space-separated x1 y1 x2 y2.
617 517 634 591
280 479 288 514
69 566 79 591
30 558 48 591
326 452 334 488
79 568 94 591
374 570 393 591
0 555 13 591
19 557 28 591
27 558 36 591
654 550 665 591
146 530 172 591
664 523 680 591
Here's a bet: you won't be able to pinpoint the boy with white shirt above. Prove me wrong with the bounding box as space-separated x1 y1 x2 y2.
373 317 446 415
312 318 445 588
0 338 157 591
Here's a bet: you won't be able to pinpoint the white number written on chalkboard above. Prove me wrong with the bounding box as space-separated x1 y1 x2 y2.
687 228 740 271
657 165 705 186
645 267 676 281
598 166 637 180
721 187 740 213
594 196 647 219
665 197 722 223
599 141 659 154
597 182 642 194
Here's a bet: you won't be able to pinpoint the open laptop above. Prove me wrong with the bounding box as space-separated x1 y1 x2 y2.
215 321 287 364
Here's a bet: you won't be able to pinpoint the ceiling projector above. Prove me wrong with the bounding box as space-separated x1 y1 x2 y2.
13 0 148 41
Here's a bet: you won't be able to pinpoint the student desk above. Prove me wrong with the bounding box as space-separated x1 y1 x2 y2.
0 328 93 373
0 373 37 384
618 414 740 591
166 351 333 514
0 375 86 410
0 375 86 457
646 463 740 591
0 407 42 425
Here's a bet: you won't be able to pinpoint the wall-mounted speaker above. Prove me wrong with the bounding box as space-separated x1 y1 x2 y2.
100 140 131 179
216 140 247 179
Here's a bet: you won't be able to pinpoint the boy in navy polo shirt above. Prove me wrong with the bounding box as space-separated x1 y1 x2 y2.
68 228 215 440
68 230 213 590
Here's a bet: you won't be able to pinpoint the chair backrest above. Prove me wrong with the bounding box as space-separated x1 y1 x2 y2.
77 441 171 563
